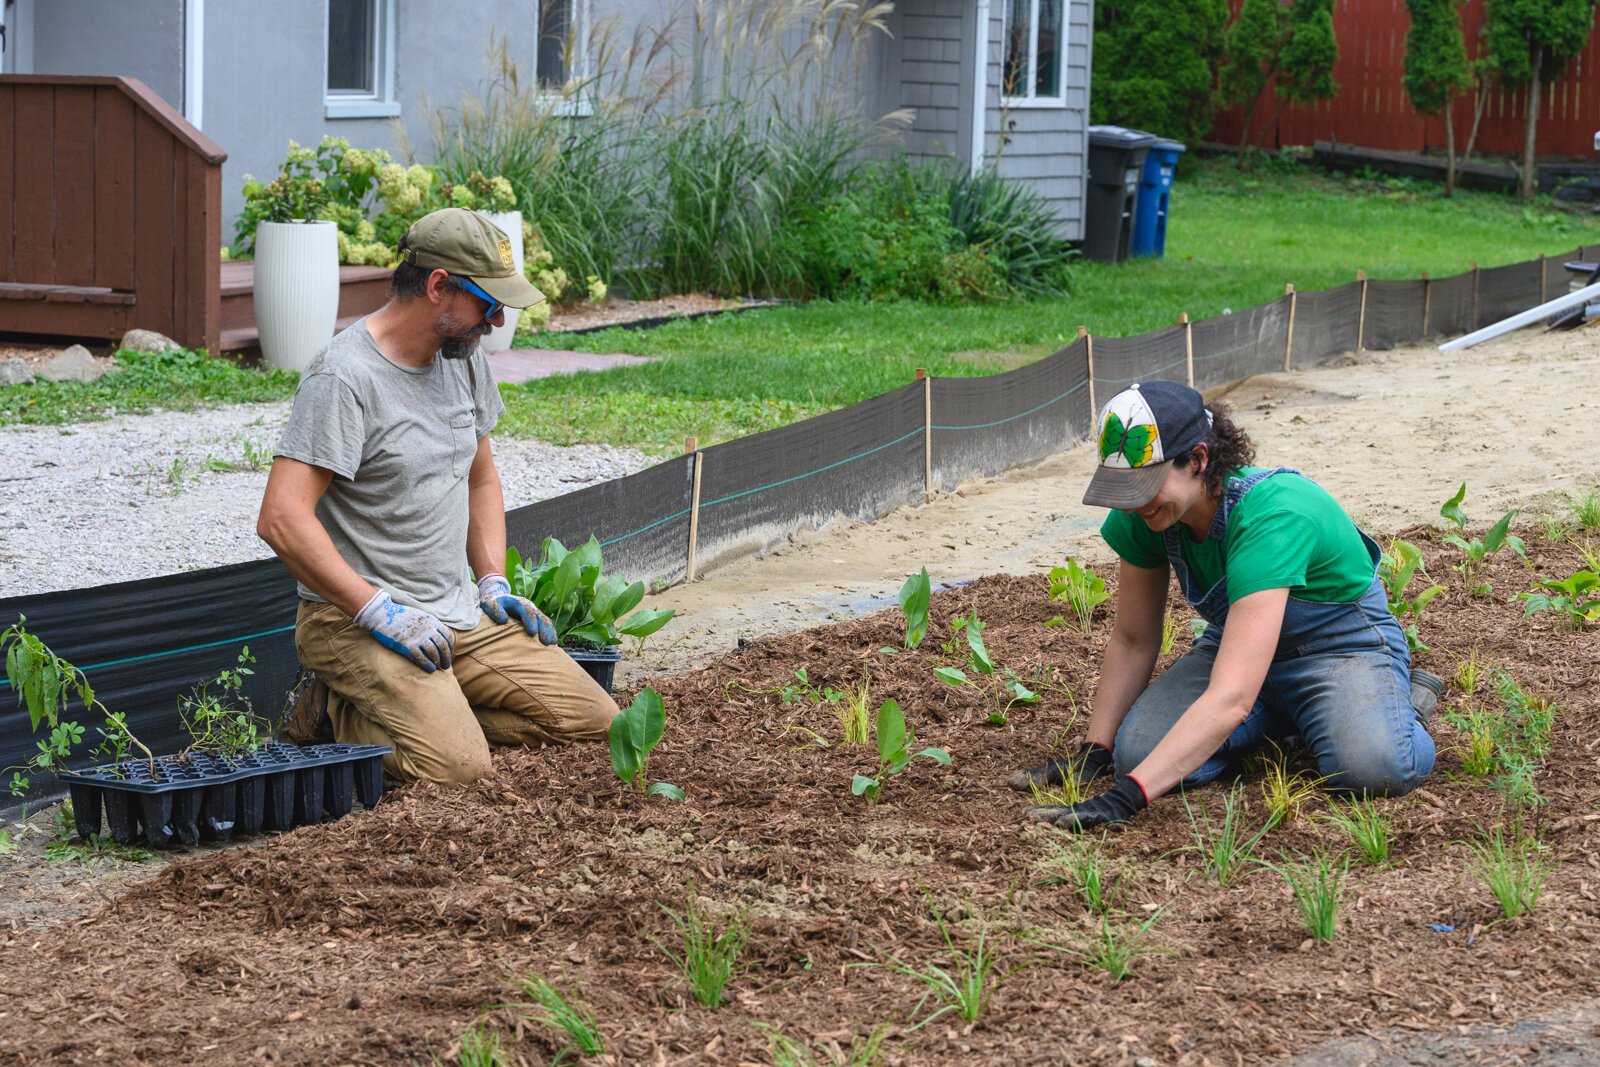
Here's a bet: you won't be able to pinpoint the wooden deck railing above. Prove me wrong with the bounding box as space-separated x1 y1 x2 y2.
0 75 227 354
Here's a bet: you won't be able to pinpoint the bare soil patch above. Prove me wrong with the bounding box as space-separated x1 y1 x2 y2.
0 535 1596 1065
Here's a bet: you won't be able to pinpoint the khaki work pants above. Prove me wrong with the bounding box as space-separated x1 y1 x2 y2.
295 599 618 786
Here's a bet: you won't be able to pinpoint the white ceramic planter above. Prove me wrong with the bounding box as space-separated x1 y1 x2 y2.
478 209 524 352
253 220 340 373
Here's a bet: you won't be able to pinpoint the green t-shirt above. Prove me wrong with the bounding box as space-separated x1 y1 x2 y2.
1099 467 1376 604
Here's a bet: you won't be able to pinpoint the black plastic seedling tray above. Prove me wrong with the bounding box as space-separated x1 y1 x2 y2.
565 645 621 693
63 742 390 849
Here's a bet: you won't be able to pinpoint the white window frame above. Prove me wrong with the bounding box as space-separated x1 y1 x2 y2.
324 0 399 119
535 0 594 118
1001 0 1068 109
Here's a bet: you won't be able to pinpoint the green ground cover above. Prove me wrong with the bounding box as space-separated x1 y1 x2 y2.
507 158 1600 453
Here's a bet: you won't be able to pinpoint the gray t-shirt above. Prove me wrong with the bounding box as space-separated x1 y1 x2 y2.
275 319 506 630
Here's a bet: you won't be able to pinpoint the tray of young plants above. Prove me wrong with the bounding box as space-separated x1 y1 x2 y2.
506 535 676 693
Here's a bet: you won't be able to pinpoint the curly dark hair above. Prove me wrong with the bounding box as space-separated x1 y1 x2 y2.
388 233 471 301
1168 400 1255 499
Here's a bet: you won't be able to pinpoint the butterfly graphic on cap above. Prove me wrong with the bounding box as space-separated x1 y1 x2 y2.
1099 412 1158 468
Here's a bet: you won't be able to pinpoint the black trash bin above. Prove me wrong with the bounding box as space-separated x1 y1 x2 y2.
1084 125 1158 263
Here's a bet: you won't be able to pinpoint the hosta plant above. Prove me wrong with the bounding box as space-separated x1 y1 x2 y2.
1514 569 1600 630
1046 558 1110 633
851 699 951 803
933 611 1038 722
507 537 674 650
1377 538 1445 652
898 568 932 649
609 688 683 799
1440 484 1526 594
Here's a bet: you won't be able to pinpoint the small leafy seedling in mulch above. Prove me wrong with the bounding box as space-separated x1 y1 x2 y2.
1440 483 1526 595
609 687 683 800
898 567 932 649
1462 822 1550 921
1260 848 1349 943
1378 537 1445 652
1515 568 1600 630
1446 669 1555 807
1028 908 1169 982
652 885 751 1007
1319 797 1393 866
502 971 605 1064
42 800 158 865
933 610 1038 723
1036 833 1121 914
870 896 1014 1030
1255 744 1325 830
757 1021 891 1067
851 699 952 803
1183 781 1272 887
1045 558 1110 633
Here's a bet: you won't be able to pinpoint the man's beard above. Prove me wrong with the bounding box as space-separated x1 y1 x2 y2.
435 311 492 361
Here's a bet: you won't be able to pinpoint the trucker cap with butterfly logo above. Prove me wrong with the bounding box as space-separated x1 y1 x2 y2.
1082 380 1213 509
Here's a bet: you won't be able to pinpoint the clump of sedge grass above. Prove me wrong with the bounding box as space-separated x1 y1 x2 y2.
758 1022 891 1067
504 972 604 1062
1257 744 1325 829
840 677 872 745
441 1021 511 1067
1159 613 1178 655
1261 849 1348 942
1035 834 1120 913
1319 797 1393 866
1573 534 1600 574
1183 781 1272 887
877 896 1012 1030
1569 488 1600 531
1455 647 1486 695
652 885 751 1007
1029 908 1168 981
1463 822 1551 920
1447 705 1499 778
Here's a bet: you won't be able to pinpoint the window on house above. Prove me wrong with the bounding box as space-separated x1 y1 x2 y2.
326 0 398 118
1003 0 1065 104
536 0 572 90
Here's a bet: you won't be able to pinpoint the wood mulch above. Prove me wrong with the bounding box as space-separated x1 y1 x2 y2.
0 534 1596 1065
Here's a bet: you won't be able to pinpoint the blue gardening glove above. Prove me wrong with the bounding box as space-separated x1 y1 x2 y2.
1025 775 1150 832
476 574 557 645
354 589 455 673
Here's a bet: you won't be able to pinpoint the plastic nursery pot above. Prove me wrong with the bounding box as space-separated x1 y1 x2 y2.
61 742 391 850
563 644 621 693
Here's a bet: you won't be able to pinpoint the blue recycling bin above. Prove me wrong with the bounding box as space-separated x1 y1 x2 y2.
1131 138 1186 258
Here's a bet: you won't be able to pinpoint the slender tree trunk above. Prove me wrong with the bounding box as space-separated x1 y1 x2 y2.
1520 55 1542 200
1445 102 1457 197
1463 77 1489 165
1236 91 1262 165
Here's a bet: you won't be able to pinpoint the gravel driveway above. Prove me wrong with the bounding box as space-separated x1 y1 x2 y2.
0 401 650 598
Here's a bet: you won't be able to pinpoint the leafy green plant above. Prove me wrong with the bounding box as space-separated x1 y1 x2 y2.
608 688 683 799
1258 745 1325 829
933 610 1039 722
1261 849 1348 942
653 886 751 1007
898 568 932 649
1046 558 1111 634
1183 781 1272 887
42 799 159 864
1463 822 1550 920
1036 834 1120 913
1514 569 1600 630
876 897 1012 1029
178 646 272 758
504 972 604 1064
1445 670 1555 806
507 537 675 651
1028 908 1168 981
1319 797 1393 866
1440 483 1526 594
1377 538 1446 651
759 1022 891 1067
851 699 952 803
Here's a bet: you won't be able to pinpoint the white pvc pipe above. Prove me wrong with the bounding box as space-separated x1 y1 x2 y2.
970 0 990 175
1439 280 1600 352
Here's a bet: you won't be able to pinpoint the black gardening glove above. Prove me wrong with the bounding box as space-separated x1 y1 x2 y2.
1026 775 1149 832
1006 740 1115 793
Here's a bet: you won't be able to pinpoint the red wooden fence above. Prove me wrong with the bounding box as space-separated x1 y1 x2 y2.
1213 0 1599 160
0 75 226 354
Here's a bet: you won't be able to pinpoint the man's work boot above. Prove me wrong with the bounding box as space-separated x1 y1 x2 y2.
282 670 335 744
1410 669 1444 726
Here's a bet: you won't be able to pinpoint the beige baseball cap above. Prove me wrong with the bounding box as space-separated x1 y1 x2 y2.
401 208 545 309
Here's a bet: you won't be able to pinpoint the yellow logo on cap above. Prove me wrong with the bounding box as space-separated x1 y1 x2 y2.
498 238 514 269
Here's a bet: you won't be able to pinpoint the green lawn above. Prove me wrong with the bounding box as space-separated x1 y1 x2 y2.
503 158 1600 453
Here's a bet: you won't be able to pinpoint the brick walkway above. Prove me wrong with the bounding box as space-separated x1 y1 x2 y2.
484 348 650 385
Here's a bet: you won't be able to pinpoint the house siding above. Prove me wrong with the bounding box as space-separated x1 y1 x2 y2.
21 0 186 109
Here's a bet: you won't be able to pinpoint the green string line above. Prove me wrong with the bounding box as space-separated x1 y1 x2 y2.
79 624 297 673
931 378 1087 431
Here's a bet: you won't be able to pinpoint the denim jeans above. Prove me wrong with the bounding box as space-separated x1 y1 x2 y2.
1111 577 1437 796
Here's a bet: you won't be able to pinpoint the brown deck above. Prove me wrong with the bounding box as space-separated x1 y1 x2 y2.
219 261 392 352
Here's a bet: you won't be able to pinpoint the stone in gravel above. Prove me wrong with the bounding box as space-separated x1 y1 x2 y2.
36 345 113 383
0 357 33 386
118 328 182 354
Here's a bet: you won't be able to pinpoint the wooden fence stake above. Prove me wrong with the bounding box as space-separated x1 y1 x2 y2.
1283 285 1296 371
1180 312 1193 387
1540 253 1548 304
1470 261 1480 331
684 436 703 583
916 368 932 503
1080 325 1095 418
1355 270 1368 353
1421 271 1432 338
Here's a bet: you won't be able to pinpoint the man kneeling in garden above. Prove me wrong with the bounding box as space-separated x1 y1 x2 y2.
257 208 617 786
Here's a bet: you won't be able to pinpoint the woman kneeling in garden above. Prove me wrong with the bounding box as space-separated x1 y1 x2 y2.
1013 380 1442 830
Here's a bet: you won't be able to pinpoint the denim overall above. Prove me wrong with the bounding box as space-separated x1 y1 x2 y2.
1111 468 1436 795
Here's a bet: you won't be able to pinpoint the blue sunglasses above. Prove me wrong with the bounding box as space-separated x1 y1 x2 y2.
450 275 505 322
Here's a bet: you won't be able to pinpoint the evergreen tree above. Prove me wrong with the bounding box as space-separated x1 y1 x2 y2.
1276 0 1339 111
1220 0 1290 154
1483 0 1599 198
1091 0 1231 143
1403 0 1474 195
